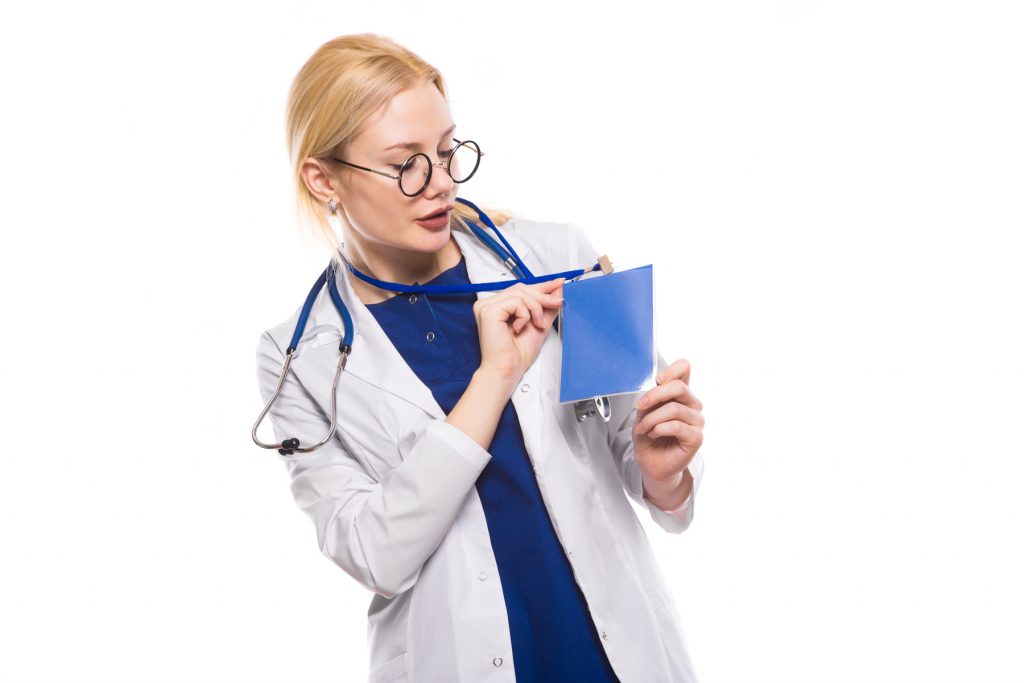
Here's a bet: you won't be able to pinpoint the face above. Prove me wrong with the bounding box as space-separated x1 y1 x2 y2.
318 80 460 257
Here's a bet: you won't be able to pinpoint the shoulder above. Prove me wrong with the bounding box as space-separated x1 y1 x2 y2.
496 217 601 271
255 307 298 394
254 291 311 381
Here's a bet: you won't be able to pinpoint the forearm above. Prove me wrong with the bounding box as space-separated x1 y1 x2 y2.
446 368 518 451
642 467 694 512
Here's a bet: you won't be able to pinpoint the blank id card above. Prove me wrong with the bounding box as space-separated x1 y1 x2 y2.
557 264 657 404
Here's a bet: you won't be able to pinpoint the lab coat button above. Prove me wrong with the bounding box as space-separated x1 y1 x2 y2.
426 331 436 341
493 657 503 667
478 571 488 581
601 630 608 641
520 383 530 392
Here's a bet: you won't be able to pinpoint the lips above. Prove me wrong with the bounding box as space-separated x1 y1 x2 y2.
418 204 454 220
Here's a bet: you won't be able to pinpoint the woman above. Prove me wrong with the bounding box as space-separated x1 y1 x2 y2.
255 33 706 682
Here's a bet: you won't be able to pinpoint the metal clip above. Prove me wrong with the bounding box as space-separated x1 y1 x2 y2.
574 396 611 423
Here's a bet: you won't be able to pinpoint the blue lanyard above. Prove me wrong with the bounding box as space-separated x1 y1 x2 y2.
288 197 599 353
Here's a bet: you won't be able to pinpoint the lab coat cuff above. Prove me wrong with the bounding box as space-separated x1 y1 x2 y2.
644 450 704 533
428 419 493 474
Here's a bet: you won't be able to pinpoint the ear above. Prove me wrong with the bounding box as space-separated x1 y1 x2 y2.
299 157 340 205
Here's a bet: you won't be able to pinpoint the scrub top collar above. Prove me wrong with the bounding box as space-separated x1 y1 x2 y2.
365 253 470 309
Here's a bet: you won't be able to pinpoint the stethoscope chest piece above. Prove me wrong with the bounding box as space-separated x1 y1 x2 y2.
574 396 611 424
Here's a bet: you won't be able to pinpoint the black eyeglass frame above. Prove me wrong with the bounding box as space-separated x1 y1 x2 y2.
321 138 483 197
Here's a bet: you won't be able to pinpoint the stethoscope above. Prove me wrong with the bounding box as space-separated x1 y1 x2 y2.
252 196 612 456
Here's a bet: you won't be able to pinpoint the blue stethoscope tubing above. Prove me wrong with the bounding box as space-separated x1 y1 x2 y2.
253 196 604 455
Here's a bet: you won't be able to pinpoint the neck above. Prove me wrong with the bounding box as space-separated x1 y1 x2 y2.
342 235 463 305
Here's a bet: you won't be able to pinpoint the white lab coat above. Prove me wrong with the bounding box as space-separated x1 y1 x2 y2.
255 216 705 682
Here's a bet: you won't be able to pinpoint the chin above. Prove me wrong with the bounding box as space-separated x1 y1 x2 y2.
418 228 452 252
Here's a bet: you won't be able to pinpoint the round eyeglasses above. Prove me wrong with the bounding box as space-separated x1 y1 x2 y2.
323 138 483 197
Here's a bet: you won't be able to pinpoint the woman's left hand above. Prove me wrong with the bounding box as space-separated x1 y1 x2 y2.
632 358 704 483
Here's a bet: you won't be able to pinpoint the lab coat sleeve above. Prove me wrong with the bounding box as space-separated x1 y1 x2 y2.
256 330 492 599
565 222 705 534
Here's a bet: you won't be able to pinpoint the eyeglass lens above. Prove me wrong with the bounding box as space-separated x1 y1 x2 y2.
399 140 482 196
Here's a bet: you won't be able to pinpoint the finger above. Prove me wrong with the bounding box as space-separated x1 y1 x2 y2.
541 300 561 327
656 358 691 386
511 300 531 333
636 379 702 415
533 276 566 293
512 283 559 327
506 293 538 328
521 291 545 328
509 279 564 306
525 284 565 309
538 288 565 308
639 419 703 450
488 295 530 332
634 401 704 435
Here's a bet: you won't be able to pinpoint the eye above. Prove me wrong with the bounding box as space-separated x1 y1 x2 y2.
439 148 455 158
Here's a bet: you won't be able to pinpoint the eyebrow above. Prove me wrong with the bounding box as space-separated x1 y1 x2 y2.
382 124 457 152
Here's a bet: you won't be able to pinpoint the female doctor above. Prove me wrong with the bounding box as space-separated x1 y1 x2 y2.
255 33 707 683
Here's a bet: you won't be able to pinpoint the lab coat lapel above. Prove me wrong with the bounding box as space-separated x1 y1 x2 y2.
327 257 444 420
451 226 553 472
455 227 552 469
321 223 534 420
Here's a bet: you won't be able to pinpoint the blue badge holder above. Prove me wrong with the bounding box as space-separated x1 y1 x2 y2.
557 263 657 404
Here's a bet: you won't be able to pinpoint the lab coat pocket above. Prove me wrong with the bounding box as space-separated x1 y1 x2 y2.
368 651 407 683
290 323 342 359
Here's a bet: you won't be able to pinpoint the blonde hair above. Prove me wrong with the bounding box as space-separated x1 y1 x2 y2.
285 33 513 255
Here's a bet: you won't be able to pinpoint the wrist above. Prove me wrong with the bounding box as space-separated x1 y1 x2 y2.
475 365 519 388
472 366 519 400
641 467 693 512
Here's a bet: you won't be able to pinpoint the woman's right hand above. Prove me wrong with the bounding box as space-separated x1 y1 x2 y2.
473 277 566 385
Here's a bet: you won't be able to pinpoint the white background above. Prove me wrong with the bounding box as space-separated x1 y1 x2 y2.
1 1 1021 681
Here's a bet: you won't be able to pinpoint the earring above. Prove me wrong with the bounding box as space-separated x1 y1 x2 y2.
327 198 338 215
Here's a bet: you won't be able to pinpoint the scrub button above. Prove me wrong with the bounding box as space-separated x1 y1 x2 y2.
426 331 436 341
409 294 418 304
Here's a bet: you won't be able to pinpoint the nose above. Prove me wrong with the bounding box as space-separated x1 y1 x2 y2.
424 156 455 196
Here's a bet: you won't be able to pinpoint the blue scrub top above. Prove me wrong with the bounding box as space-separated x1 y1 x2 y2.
365 252 620 682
